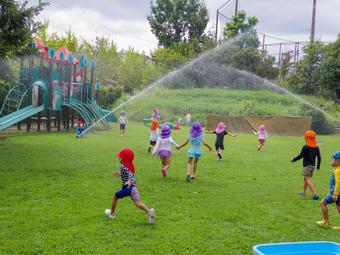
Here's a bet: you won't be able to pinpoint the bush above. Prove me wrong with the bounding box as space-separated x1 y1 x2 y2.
299 105 334 135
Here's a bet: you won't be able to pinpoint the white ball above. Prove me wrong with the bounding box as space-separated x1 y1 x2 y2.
104 209 111 215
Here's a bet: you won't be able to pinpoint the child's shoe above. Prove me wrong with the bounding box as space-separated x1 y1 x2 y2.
186 175 191 182
298 192 306 196
104 209 116 219
147 147 151 153
312 194 320 200
148 208 155 224
316 219 330 228
217 153 222 160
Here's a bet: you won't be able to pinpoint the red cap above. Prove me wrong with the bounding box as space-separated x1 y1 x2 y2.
116 148 135 173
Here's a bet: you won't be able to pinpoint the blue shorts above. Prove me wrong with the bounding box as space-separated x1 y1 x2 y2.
323 193 340 206
115 186 140 201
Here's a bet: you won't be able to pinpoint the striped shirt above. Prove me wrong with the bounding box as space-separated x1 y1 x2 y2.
120 165 136 187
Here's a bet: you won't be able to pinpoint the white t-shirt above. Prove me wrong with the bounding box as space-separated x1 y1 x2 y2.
150 128 159 141
119 116 127 125
152 137 179 154
258 132 268 140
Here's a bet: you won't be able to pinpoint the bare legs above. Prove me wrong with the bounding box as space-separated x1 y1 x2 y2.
301 176 317 195
109 195 155 223
320 200 329 223
111 195 118 215
318 201 340 226
186 157 199 181
161 157 171 177
133 200 150 214
258 141 264 151
216 148 224 160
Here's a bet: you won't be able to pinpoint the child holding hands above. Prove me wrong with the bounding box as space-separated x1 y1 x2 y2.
177 122 212 182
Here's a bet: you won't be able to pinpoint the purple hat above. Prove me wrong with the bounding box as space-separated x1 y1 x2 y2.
161 124 171 139
190 121 202 138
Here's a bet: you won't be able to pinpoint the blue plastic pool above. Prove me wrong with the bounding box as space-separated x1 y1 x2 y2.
253 241 340 255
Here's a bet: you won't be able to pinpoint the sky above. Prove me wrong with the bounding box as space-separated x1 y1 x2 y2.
30 0 340 54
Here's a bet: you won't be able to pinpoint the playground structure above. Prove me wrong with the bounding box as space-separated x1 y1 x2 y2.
0 40 117 132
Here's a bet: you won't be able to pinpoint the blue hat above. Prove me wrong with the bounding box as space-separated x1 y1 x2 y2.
332 151 340 160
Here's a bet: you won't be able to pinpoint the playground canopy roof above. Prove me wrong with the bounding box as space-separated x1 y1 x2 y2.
34 38 79 64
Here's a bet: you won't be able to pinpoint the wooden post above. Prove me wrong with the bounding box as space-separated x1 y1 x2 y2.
90 61 95 101
47 58 53 132
278 43 282 79
83 65 87 103
37 56 44 131
215 10 219 42
18 57 24 130
66 62 72 131
262 34 265 55
26 56 34 132
310 0 316 43
57 61 62 131
234 0 238 15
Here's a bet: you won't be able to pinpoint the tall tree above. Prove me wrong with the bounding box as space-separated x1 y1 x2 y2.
38 21 78 52
223 10 259 48
0 0 48 57
148 0 209 47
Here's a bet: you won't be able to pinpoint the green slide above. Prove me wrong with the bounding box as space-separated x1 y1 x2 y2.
0 105 45 131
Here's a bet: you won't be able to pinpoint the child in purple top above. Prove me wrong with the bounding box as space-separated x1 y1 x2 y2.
152 124 179 177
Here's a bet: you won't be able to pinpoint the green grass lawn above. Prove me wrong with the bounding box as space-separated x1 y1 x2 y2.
0 122 339 254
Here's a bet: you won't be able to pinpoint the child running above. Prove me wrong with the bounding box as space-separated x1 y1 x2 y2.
206 122 236 160
316 151 340 230
148 119 159 153
177 121 212 182
253 124 268 151
152 124 179 177
118 111 127 136
291 130 321 200
104 148 155 224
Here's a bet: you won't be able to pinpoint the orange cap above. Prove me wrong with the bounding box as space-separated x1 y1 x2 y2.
304 130 317 148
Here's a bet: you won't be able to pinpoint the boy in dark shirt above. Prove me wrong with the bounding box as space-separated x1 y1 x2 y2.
291 130 321 200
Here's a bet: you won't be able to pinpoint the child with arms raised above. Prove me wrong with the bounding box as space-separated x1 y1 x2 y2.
177 122 212 182
206 122 236 160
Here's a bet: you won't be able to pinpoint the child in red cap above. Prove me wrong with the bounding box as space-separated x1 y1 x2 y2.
105 148 155 224
291 130 321 200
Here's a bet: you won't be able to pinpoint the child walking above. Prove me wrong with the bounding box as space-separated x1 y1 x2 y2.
148 119 159 153
118 111 127 136
177 122 212 182
104 148 155 224
253 124 268 151
316 151 340 230
152 124 179 177
291 130 321 200
185 110 192 126
206 122 236 160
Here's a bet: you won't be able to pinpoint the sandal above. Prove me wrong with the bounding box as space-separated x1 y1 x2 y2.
316 220 331 228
